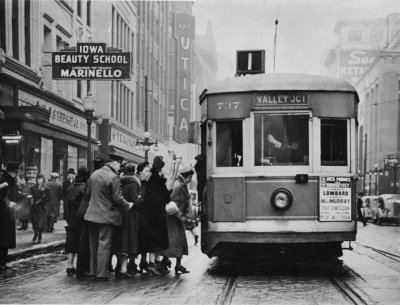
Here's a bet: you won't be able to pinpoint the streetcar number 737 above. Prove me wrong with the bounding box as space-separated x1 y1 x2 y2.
217 101 240 110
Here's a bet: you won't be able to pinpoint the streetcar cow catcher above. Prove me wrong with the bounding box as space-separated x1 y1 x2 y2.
199 73 359 261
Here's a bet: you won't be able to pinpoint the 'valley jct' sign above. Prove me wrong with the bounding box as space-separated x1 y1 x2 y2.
52 43 131 80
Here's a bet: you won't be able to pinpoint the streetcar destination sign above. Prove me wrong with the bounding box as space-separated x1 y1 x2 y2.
319 176 352 222
52 43 131 80
253 93 308 107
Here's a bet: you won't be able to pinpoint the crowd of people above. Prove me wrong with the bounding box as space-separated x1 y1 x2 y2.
0 153 205 281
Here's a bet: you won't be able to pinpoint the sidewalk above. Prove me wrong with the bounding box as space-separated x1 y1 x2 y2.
8 220 67 262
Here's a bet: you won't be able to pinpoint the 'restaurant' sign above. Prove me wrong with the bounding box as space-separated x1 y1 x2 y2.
52 43 131 80
319 176 352 222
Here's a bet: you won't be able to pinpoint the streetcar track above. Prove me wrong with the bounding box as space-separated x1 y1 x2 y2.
359 244 400 263
215 276 237 305
330 278 369 305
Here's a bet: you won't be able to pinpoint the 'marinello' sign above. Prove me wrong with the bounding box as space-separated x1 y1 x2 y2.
52 43 131 80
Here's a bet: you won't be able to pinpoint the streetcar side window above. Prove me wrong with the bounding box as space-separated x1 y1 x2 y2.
321 119 347 166
254 114 309 166
216 121 243 167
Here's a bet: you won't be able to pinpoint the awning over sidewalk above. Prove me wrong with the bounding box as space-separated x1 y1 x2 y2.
109 147 144 164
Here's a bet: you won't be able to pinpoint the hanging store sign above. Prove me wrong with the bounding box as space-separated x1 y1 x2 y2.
319 176 352 222
52 43 131 80
18 90 96 139
339 50 378 84
2 134 23 144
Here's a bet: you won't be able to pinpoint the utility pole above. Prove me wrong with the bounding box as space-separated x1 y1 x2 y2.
144 75 149 162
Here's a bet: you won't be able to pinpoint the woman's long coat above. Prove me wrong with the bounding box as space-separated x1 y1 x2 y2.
113 175 143 255
65 182 86 254
141 170 170 252
30 184 50 230
163 176 189 258
0 198 16 249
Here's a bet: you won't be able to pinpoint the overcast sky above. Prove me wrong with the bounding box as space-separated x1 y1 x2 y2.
192 0 400 80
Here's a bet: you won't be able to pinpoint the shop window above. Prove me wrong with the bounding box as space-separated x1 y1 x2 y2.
216 121 243 167
68 145 78 174
40 137 53 181
78 148 87 169
254 114 309 166
321 119 347 166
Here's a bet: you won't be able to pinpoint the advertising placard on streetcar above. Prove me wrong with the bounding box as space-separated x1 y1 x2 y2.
52 43 131 80
319 176 352 222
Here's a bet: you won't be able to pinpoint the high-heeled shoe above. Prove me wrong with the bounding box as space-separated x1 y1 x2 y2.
139 260 148 273
161 257 171 268
32 233 38 242
147 262 162 275
66 268 76 275
37 234 42 244
194 235 199 245
175 265 189 275
127 262 140 274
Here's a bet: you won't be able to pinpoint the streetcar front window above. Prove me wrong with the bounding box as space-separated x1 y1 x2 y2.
321 119 347 166
216 120 243 167
254 114 309 166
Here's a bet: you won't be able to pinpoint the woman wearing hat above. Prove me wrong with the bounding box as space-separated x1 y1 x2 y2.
64 167 89 275
162 166 193 274
135 161 151 273
30 174 50 244
112 162 144 278
142 156 170 275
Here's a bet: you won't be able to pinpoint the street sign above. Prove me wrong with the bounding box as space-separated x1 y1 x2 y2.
384 157 399 169
52 43 131 80
2 134 23 144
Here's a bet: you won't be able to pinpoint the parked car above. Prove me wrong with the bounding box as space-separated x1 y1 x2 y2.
371 194 400 226
361 196 379 222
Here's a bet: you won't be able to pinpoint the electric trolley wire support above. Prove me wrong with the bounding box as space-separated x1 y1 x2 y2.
273 19 278 73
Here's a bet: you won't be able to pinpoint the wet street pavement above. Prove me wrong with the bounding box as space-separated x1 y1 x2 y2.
1 223 399 304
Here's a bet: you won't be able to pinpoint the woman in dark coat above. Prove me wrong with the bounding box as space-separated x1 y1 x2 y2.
163 166 193 274
135 161 150 272
113 163 143 278
0 174 16 271
143 156 170 275
64 168 89 275
30 174 50 244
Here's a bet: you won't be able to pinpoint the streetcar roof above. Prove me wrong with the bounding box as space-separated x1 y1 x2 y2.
203 73 357 97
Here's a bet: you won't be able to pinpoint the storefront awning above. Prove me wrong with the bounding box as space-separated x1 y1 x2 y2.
109 147 144 164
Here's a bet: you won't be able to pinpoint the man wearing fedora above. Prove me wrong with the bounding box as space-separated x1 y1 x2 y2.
84 154 134 280
45 172 62 232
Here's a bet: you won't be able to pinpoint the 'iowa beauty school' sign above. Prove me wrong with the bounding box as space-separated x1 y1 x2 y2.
52 43 131 80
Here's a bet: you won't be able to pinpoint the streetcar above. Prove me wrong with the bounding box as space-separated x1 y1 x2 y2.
199 73 359 260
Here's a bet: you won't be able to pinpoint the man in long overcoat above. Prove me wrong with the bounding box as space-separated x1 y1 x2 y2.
0 172 16 271
45 173 62 232
84 154 134 280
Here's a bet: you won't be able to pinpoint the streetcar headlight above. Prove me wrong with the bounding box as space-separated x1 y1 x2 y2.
271 188 293 210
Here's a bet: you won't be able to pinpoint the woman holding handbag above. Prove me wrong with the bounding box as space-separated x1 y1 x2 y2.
162 166 194 274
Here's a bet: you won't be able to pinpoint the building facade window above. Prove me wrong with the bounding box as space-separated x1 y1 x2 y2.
24 0 31 66
40 137 53 180
77 0 82 18
12 0 19 60
348 30 362 42
86 0 91 27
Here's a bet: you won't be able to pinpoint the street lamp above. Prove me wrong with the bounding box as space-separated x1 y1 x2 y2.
374 163 378 196
135 131 159 162
83 94 95 172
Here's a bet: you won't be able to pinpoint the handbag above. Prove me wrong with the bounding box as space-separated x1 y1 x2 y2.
165 201 179 215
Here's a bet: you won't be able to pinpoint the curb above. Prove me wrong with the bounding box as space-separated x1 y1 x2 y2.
7 240 66 262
